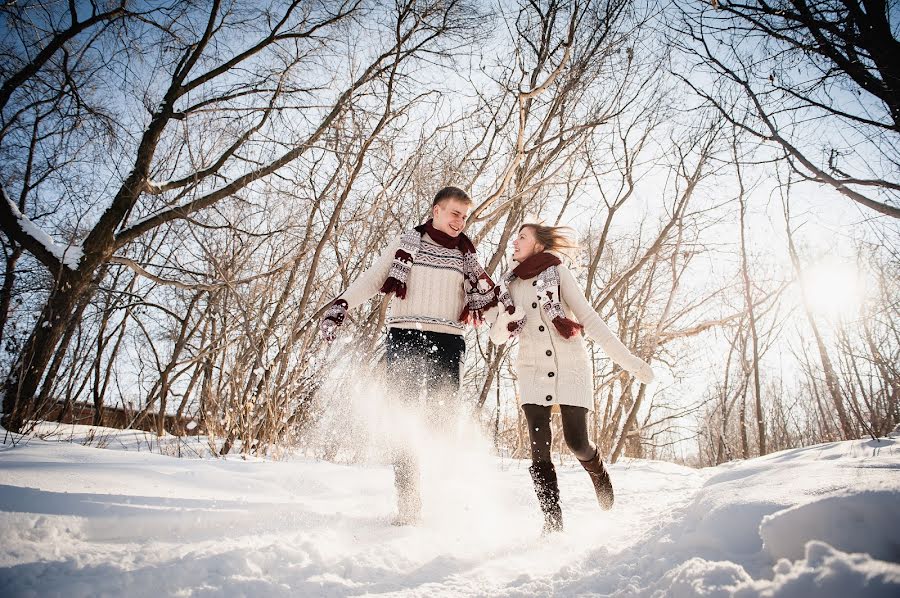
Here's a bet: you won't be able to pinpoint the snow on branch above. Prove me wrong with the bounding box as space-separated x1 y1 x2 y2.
0 184 83 270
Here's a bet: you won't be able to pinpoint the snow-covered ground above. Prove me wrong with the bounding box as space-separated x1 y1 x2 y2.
1 425 898 597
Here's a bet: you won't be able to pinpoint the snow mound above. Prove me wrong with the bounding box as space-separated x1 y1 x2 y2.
734 541 900 598
649 542 900 598
761 489 900 563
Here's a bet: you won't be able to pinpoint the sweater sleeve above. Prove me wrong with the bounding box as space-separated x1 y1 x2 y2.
557 265 645 373
336 236 402 310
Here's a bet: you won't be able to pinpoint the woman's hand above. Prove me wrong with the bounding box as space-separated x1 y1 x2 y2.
489 306 524 345
633 360 655 385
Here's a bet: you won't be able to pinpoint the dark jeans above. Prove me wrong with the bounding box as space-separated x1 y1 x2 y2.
522 403 597 463
385 328 466 408
384 328 466 510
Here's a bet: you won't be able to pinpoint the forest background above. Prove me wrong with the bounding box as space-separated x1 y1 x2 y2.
1 0 897 466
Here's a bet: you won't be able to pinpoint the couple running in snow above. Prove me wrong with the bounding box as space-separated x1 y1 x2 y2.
319 186 654 532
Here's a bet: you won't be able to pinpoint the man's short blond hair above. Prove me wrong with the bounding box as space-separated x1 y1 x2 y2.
433 186 472 207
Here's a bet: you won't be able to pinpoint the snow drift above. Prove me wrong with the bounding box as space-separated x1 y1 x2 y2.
0 425 897 597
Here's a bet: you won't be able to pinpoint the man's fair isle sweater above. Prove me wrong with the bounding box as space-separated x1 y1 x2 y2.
338 233 469 336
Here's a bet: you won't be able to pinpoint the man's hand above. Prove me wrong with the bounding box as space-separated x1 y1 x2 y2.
320 299 348 343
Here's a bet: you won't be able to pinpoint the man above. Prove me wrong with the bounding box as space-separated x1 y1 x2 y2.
320 186 497 524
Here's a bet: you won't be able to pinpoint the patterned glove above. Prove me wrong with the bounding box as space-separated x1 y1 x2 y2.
320 299 348 343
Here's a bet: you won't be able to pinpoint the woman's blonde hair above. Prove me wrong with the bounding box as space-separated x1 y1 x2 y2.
520 223 580 256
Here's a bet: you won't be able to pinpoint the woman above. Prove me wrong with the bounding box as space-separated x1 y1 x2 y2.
490 224 654 534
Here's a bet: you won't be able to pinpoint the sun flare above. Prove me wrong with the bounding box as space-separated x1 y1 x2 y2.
799 259 869 318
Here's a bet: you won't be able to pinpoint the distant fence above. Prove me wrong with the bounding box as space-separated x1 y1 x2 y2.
43 400 205 436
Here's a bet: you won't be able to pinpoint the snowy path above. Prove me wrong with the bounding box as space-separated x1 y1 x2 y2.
1 432 898 597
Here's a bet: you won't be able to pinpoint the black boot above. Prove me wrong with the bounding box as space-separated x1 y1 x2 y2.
529 461 563 534
579 449 614 511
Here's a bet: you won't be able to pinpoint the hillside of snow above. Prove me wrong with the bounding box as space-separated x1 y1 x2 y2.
1 426 898 597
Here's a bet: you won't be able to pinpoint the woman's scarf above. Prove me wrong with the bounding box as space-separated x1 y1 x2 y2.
497 252 584 339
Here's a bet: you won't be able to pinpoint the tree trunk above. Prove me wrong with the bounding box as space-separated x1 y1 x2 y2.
0 245 22 345
736 153 766 455
739 376 750 459
2 268 92 431
805 316 855 439
783 201 855 439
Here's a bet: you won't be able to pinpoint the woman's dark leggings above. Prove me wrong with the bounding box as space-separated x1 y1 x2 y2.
522 403 597 463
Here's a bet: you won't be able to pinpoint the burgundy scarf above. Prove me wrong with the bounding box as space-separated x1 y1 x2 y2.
513 252 562 279
379 220 497 325
499 252 584 339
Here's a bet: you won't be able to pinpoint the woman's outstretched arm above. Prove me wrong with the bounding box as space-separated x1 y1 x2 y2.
558 265 653 382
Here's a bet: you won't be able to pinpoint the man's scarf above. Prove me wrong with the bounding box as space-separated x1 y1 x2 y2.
497 252 584 339
379 220 498 325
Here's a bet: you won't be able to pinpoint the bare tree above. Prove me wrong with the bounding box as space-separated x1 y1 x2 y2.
672 1 900 219
782 191 856 439
0 0 482 432
461 0 663 411
734 134 766 454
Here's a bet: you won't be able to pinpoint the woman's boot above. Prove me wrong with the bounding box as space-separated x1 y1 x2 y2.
528 461 563 534
579 449 614 510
